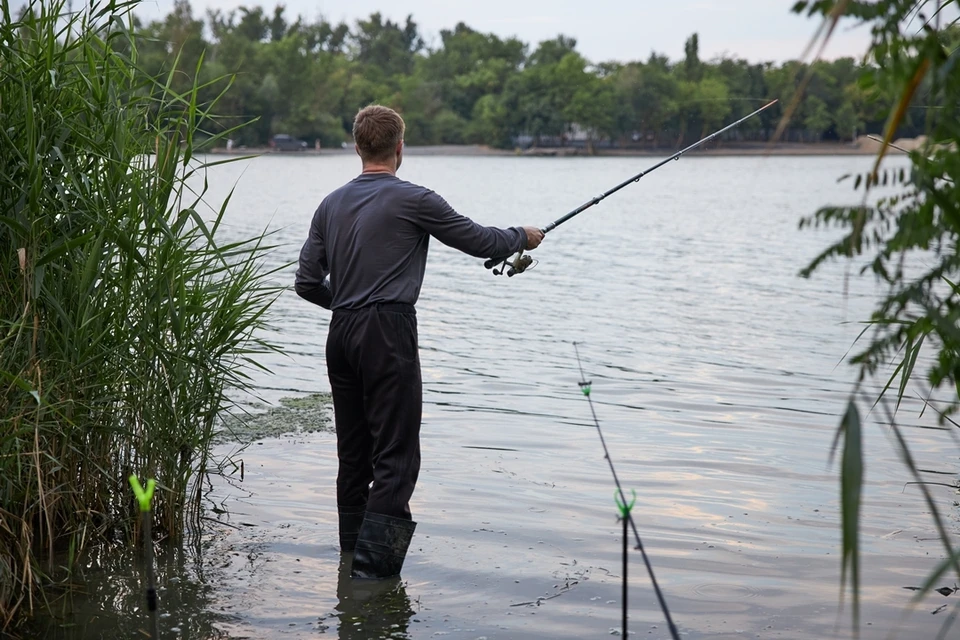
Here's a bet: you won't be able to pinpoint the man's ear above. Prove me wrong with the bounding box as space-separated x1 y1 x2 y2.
355 144 361 157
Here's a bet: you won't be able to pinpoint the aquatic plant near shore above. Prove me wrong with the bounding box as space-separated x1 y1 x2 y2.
0 0 281 630
790 0 960 635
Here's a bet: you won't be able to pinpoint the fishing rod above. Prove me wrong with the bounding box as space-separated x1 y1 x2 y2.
485 99 779 276
573 343 681 640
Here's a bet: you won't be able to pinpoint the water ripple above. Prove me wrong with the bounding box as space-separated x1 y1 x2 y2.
179 154 955 640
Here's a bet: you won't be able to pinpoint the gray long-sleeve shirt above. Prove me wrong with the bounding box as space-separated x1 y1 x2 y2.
295 173 526 310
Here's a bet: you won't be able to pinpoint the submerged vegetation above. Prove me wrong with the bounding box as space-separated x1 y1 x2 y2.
217 393 333 444
793 0 960 633
0 0 280 630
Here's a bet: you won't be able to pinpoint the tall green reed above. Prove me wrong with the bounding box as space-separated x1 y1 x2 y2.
0 0 280 629
789 1 960 635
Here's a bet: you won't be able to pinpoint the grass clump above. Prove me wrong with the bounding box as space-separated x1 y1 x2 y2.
0 0 280 630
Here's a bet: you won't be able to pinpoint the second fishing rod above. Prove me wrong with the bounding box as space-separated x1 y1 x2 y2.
484 99 779 277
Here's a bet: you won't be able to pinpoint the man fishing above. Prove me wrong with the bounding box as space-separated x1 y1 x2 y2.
295 104 544 580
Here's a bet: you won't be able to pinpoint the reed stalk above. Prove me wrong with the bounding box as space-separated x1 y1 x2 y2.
0 0 280 629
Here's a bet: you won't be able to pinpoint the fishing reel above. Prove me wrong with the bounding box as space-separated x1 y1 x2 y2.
484 250 535 277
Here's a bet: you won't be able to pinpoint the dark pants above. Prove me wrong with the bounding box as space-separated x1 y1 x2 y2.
326 303 422 520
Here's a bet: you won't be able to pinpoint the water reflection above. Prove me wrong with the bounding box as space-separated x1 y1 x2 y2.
29 533 236 639
334 553 414 639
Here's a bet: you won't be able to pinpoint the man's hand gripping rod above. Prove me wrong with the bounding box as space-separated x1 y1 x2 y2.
484 99 778 276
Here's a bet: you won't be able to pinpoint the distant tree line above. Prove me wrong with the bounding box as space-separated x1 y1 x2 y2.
134 0 929 149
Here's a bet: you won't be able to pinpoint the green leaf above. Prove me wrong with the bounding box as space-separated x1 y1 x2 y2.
833 400 862 632
35 232 96 267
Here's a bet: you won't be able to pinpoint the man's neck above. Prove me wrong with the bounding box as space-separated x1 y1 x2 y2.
361 163 396 176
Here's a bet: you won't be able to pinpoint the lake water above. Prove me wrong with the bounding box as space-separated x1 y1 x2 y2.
41 153 959 639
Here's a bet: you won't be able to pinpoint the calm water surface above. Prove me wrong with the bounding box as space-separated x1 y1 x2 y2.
47 153 960 639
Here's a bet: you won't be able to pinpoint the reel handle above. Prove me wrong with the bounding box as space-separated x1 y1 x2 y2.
484 251 533 276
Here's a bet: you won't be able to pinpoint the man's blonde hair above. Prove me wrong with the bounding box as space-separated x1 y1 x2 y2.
353 105 405 164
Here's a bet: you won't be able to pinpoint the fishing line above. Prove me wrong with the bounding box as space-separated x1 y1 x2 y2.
485 99 779 277
573 343 681 640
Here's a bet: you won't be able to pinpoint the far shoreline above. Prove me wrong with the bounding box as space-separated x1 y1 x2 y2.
208 141 909 158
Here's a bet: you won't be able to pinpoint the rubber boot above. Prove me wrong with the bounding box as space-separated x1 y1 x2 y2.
338 506 366 552
350 512 417 580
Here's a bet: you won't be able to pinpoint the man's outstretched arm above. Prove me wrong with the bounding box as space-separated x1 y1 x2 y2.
417 190 543 258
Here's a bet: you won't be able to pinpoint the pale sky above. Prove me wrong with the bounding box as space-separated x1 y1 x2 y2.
134 0 879 64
